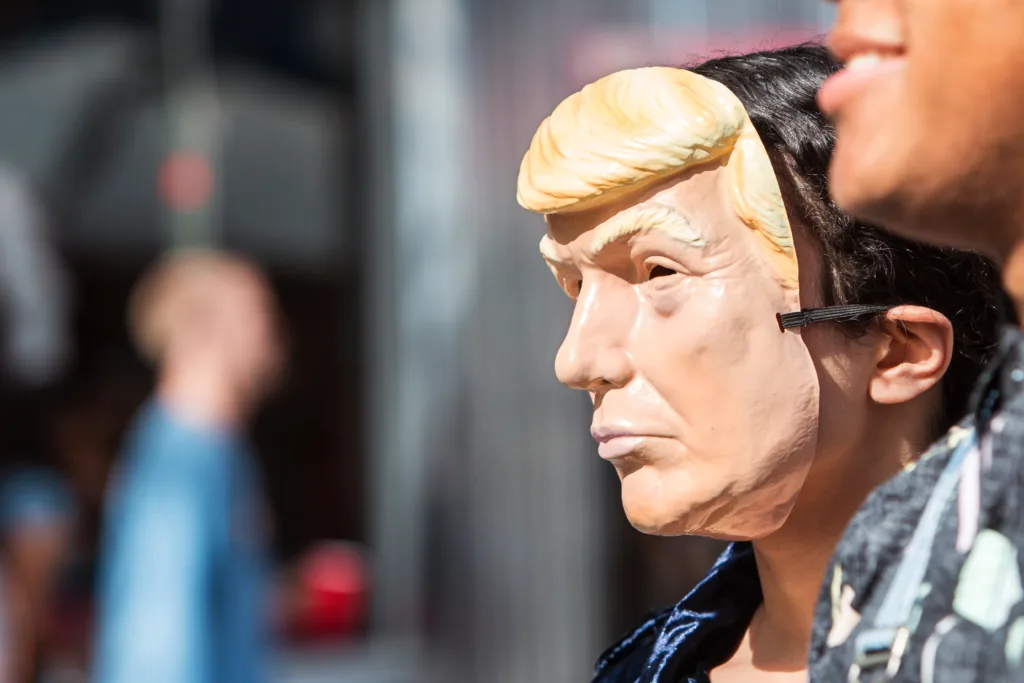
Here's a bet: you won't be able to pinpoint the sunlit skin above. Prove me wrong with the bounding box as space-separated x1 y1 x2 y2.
819 0 1024 295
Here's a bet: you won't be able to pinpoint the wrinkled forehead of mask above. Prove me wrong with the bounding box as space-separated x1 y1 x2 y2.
516 66 889 329
518 67 798 289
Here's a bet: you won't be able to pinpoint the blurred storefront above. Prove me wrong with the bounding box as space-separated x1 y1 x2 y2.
0 1 833 681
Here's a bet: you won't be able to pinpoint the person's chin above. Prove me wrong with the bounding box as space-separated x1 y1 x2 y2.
618 467 703 536
830 136 896 217
831 160 983 251
618 467 794 540
622 507 684 537
829 122 965 249
830 156 938 251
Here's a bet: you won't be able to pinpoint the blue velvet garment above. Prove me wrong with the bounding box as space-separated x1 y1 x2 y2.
593 542 762 683
93 401 271 683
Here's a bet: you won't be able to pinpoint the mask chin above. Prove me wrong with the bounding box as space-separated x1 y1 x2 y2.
699 446 821 541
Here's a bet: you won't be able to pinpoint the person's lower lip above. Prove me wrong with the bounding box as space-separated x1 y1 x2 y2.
597 436 649 461
817 56 907 118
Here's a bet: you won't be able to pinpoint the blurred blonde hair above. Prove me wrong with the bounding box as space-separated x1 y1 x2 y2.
128 249 257 362
516 67 797 287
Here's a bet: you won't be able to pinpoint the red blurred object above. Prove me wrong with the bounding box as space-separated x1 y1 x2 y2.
157 151 215 212
294 542 368 641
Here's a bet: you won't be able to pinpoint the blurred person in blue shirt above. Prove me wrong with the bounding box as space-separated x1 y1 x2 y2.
93 250 286 683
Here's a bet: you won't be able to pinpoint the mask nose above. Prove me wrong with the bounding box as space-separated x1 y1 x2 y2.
554 275 635 392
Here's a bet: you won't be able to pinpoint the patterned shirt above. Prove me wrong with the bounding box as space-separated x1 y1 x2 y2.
809 326 1024 683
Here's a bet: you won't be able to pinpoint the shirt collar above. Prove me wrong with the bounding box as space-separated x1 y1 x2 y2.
970 326 1024 429
594 542 762 682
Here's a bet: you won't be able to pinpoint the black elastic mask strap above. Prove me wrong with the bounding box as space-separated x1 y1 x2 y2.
776 304 892 332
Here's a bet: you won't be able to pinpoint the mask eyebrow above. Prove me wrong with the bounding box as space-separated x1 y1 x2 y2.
538 234 582 299
590 203 706 256
539 234 570 266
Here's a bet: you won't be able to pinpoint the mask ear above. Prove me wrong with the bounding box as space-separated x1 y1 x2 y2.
869 306 954 406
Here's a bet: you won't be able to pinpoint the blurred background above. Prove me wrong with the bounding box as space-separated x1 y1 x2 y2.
0 1 834 681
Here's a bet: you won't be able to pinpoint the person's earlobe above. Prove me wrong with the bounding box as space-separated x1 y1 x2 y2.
869 306 953 406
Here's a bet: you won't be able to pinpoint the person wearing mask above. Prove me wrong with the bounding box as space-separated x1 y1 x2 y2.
515 45 1003 682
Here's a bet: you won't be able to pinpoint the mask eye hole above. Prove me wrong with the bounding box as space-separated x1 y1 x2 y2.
649 265 677 280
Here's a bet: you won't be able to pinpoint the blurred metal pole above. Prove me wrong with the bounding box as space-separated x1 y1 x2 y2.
358 0 475 644
455 2 611 679
360 0 609 680
159 0 223 249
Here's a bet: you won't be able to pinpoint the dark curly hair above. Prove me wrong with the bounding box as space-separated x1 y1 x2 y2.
690 44 1007 433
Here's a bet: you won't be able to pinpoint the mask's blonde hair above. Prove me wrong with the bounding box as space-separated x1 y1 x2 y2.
517 67 797 288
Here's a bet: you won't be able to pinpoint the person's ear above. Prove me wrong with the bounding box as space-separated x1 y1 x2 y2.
869 306 953 406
